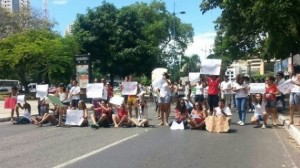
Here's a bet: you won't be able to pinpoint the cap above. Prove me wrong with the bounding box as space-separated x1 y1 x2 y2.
276 71 284 76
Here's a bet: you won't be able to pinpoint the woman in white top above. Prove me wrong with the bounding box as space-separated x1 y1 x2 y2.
251 93 268 128
55 83 70 127
158 72 172 126
289 72 300 125
232 74 249 126
193 80 204 104
13 101 31 124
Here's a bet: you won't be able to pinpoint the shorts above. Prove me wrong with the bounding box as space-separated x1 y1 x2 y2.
159 96 171 104
265 100 276 108
254 115 263 121
194 118 205 124
289 93 300 105
127 96 137 105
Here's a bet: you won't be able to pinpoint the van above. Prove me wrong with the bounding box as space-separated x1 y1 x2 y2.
28 83 37 93
0 79 21 94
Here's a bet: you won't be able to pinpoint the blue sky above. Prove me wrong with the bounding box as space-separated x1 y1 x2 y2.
31 0 221 59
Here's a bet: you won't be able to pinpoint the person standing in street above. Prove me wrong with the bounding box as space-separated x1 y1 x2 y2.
233 74 249 126
158 72 172 126
206 75 221 115
275 71 285 112
69 80 81 109
220 76 233 108
289 71 300 125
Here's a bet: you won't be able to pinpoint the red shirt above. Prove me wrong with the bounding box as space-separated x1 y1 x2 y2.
265 84 278 101
118 108 128 119
207 77 220 95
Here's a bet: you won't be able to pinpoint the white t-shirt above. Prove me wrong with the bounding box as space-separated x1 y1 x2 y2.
177 84 184 95
69 86 81 100
291 76 300 93
184 85 190 96
214 107 232 116
23 109 31 121
195 83 204 95
253 101 266 116
233 82 248 98
221 81 233 94
160 81 171 97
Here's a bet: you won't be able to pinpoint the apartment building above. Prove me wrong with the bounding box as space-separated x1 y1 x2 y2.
0 0 30 13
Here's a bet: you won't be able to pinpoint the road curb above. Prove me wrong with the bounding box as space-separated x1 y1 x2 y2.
278 114 300 145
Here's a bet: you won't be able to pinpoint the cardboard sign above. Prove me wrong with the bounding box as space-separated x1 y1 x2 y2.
278 79 293 95
86 83 103 98
189 72 200 85
205 115 230 133
4 97 16 109
249 83 265 94
109 96 124 106
47 95 64 107
200 59 222 75
65 109 84 126
17 95 25 104
36 84 49 98
121 82 138 95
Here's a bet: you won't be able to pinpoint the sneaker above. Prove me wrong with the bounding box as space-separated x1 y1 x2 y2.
239 122 245 126
261 124 266 129
237 121 242 125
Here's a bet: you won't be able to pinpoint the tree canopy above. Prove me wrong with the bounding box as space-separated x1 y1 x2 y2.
200 0 300 61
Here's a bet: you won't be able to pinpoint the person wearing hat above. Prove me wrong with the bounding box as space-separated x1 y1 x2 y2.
275 71 285 112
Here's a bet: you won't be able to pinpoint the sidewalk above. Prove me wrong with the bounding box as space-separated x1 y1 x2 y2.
278 111 300 145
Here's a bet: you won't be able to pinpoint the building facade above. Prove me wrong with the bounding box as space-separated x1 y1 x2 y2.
0 0 30 13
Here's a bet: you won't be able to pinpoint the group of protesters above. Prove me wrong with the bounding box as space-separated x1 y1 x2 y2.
6 68 300 132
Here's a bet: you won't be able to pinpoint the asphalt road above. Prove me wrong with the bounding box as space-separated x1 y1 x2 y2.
0 103 300 168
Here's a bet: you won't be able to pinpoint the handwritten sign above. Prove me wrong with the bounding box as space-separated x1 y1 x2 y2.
278 79 293 95
65 109 84 126
86 83 103 98
152 77 165 90
109 96 124 106
36 84 48 98
249 83 265 94
200 59 222 75
189 72 200 85
121 82 138 95
17 95 25 104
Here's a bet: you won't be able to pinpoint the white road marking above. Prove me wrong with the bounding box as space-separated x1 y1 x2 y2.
273 129 298 168
53 134 139 168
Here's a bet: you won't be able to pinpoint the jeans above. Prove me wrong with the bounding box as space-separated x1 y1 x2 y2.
235 97 247 123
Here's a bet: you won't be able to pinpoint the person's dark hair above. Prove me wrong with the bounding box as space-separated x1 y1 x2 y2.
266 75 275 82
219 99 226 104
253 93 263 105
163 72 170 79
79 100 86 109
11 86 18 91
276 71 284 78
236 74 244 85
193 102 203 111
176 99 187 114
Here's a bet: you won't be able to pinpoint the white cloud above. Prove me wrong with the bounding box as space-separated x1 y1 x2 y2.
185 32 216 60
53 0 68 5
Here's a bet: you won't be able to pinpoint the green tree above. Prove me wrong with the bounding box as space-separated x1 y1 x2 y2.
180 54 201 76
200 0 300 61
0 30 79 90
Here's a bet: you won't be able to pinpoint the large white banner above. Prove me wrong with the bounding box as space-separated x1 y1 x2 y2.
65 109 84 126
109 96 124 106
17 95 25 104
122 82 138 95
249 83 265 94
278 79 293 95
189 72 200 85
36 84 49 98
200 59 222 75
152 68 167 82
151 77 165 90
86 83 103 98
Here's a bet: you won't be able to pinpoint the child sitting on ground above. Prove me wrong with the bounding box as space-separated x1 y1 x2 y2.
251 93 268 129
13 99 31 125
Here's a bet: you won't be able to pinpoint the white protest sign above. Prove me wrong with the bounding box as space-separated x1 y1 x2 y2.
189 72 200 85
151 77 165 90
170 121 184 130
65 109 84 126
121 82 138 95
102 86 108 100
86 83 103 98
152 68 167 82
109 96 124 106
249 83 265 94
17 95 25 104
200 59 222 75
36 84 49 98
278 79 293 95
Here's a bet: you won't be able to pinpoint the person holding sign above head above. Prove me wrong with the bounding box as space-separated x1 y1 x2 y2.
123 75 139 118
90 100 111 128
158 72 173 126
289 70 300 125
265 76 279 126
233 74 249 126
68 80 81 109
112 103 129 128
205 75 221 115
251 93 268 128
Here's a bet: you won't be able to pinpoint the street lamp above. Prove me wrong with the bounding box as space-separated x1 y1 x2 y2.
171 2 185 72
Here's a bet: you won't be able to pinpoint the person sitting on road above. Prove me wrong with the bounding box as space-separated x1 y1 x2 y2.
35 113 59 127
213 99 232 118
130 98 149 127
187 102 206 129
169 98 189 127
251 93 268 129
77 100 89 127
90 100 111 128
112 103 128 128
13 100 31 125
